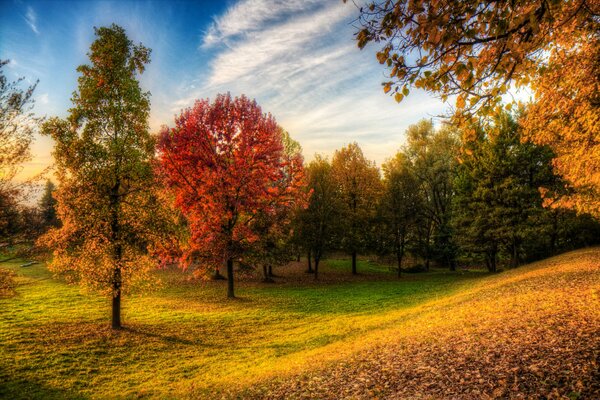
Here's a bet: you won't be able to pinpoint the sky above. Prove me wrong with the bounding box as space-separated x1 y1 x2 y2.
1 0 447 180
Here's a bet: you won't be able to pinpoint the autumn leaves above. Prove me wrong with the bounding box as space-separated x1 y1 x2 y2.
156 95 307 298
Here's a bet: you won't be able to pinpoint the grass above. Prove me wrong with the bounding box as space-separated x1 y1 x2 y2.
0 251 598 399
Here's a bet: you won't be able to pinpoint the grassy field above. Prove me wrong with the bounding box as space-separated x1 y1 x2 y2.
1 250 598 399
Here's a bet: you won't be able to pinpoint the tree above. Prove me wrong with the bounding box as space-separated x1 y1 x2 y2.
379 151 421 277
245 130 307 282
0 59 40 240
296 155 340 279
349 0 599 215
404 120 459 270
522 37 600 217
331 143 381 275
157 93 305 298
453 111 556 271
40 25 163 329
39 180 59 230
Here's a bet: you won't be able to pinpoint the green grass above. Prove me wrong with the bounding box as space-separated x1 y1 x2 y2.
0 257 489 399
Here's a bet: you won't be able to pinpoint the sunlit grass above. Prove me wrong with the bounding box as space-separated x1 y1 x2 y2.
1 250 597 399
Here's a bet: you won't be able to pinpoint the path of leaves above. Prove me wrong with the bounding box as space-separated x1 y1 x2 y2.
231 249 600 399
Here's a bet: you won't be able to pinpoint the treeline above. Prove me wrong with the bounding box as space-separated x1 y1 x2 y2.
2 24 599 328
294 114 600 276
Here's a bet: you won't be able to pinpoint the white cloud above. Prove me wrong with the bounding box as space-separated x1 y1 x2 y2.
202 0 322 48
24 6 39 35
37 93 49 105
177 0 445 165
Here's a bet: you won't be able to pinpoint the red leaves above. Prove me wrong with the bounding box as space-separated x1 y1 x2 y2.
157 93 305 272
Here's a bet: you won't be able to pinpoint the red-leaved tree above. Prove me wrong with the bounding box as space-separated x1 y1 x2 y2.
157 93 306 298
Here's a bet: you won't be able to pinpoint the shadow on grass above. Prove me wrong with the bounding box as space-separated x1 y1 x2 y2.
121 326 197 346
0 377 88 400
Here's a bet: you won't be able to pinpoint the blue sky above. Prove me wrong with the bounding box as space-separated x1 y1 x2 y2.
1 0 446 178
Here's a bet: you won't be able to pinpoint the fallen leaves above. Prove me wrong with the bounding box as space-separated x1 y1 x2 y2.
234 249 600 399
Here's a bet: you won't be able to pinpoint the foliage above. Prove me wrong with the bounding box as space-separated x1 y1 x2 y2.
331 142 381 274
404 120 459 270
522 37 600 217
349 0 600 215
377 151 421 276
295 155 341 278
157 93 306 297
39 25 165 328
245 130 308 281
0 59 40 239
39 180 59 230
453 111 557 271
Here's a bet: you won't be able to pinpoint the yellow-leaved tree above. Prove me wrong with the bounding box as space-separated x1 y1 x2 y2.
40 25 170 329
348 0 599 216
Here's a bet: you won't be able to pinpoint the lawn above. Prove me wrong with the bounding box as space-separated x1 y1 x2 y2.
1 250 598 399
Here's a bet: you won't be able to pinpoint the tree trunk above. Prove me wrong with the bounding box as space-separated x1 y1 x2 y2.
262 265 274 283
306 249 313 273
351 251 357 275
111 266 122 329
212 266 226 280
268 265 274 277
314 253 320 280
112 289 121 329
227 258 235 298
396 248 403 278
511 242 518 269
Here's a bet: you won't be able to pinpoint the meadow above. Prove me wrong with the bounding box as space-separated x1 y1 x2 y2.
1 249 598 399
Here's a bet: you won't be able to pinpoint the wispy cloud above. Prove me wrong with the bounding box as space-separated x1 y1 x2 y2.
183 0 445 164
24 6 39 35
202 0 322 48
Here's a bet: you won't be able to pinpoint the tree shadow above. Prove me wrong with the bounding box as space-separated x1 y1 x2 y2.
121 326 197 346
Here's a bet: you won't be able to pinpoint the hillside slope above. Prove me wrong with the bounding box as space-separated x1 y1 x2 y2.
0 249 598 399
238 248 600 399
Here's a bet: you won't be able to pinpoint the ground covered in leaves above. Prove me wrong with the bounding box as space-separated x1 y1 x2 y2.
0 249 598 399
240 249 600 399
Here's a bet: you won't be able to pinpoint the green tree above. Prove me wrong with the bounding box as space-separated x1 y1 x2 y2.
379 151 421 277
296 155 340 279
40 25 164 329
453 111 556 271
404 120 459 270
331 143 381 275
39 180 58 230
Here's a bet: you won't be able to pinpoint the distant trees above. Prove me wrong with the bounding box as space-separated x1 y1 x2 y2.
39 180 58 230
0 59 40 241
157 94 306 298
379 152 420 277
40 25 165 329
331 143 381 275
404 121 459 270
296 155 340 279
349 0 600 217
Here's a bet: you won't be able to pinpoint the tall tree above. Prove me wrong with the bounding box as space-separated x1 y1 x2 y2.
453 111 556 271
405 120 459 270
349 0 599 215
0 60 40 240
39 180 59 230
246 130 307 282
331 143 381 275
297 155 340 280
157 94 305 298
379 151 421 277
40 25 162 329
